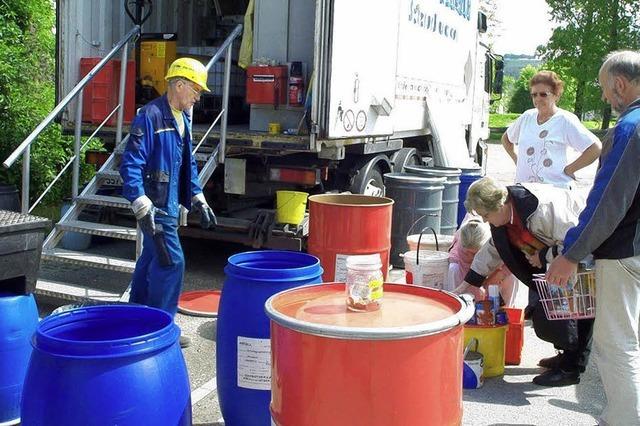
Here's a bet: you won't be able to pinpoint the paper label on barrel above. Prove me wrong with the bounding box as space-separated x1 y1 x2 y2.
416 272 444 289
237 336 271 390
334 254 350 281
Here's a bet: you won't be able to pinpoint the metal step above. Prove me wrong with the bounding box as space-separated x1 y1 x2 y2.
42 247 136 273
194 153 210 162
96 169 123 185
76 194 130 209
57 220 137 241
35 279 121 303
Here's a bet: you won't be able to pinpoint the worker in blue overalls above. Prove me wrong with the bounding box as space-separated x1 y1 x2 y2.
120 57 216 348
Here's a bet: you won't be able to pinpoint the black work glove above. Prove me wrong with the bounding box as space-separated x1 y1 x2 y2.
132 195 168 235
192 194 217 229
137 205 168 235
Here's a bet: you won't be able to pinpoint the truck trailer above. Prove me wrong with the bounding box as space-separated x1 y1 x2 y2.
53 0 502 249
1 0 502 300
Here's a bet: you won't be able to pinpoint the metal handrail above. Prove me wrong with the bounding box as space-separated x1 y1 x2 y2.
29 105 121 213
2 25 140 213
196 23 243 185
192 109 224 155
204 24 243 72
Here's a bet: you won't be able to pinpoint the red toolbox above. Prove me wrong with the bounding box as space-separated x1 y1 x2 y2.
80 58 135 125
246 65 287 106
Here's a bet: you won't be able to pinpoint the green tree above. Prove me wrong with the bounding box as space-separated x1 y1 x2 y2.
539 0 640 128
0 0 99 207
508 65 539 113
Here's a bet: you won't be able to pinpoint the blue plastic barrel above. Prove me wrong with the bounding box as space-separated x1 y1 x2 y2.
0 293 38 425
21 305 191 426
217 251 323 426
457 166 483 226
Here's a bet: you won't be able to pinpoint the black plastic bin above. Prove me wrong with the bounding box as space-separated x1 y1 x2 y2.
0 210 50 294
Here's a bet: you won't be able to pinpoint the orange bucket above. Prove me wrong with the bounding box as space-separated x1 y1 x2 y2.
308 194 393 281
266 283 474 426
504 307 525 365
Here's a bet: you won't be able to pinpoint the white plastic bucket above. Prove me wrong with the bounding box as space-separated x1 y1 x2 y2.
406 233 454 252
404 250 449 289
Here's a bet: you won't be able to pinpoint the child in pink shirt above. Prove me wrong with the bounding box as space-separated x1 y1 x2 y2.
446 217 519 305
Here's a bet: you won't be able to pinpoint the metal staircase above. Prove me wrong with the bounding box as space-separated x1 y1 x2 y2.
2 24 243 303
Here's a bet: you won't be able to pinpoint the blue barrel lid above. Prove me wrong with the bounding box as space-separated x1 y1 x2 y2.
225 250 323 282
33 305 179 359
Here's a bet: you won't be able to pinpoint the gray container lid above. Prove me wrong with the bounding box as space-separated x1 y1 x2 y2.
404 165 462 178
383 173 446 186
459 165 482 174
0 210 50 235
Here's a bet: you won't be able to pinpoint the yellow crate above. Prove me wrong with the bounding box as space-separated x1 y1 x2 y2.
139 36 177 96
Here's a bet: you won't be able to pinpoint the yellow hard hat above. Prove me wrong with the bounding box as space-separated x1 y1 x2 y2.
165 57 210 92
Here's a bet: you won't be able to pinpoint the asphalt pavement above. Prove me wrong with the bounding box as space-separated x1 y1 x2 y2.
35 143 605 425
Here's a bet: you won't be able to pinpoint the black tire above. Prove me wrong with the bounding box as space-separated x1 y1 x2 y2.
390 147 421 173
350 166 385 196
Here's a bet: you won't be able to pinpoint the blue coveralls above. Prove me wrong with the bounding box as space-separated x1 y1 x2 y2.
120 95 202 316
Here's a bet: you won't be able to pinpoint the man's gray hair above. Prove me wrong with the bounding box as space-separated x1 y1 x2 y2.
601 50 640 83
167 77 188 88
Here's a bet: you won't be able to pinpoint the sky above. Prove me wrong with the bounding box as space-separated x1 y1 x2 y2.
491 0 555 56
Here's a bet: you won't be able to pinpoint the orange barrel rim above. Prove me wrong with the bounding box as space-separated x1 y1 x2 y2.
308 194 394 282
265 283 474 426
266 283 473 339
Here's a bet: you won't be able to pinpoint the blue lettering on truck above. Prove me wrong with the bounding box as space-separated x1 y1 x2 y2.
408 0 471 42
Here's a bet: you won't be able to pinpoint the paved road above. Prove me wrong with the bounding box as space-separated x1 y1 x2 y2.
37 142 604 425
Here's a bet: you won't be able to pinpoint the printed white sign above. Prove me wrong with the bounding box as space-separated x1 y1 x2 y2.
237 336 271 390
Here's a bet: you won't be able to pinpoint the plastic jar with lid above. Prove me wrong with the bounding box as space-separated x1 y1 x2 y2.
345 254 384 312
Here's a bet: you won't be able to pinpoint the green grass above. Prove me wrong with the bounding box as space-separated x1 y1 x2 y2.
490 113 609 134
489 113 519 128
582 120 603 130
489 129 503 142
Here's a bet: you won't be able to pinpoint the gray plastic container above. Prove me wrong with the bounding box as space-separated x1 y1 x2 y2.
383 173 445 268
404 166 461 235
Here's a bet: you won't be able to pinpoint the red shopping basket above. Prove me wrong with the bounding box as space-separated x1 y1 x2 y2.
532 271 596 320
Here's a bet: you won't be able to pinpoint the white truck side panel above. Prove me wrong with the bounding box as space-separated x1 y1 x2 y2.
326 0 399 138
322 0 485 154
393 0 478 133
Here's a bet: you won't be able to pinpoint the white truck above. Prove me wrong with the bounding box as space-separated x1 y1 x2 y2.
56 0 503 249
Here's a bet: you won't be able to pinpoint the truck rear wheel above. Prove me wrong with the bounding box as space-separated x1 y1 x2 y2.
390 147 421 173
350 166 385 197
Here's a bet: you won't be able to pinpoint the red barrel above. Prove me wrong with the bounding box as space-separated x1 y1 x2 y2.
265 283 474 426
308 194 393 281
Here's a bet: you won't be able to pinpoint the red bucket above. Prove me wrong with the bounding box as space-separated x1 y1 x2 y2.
265 283 474 426
308 194 393 281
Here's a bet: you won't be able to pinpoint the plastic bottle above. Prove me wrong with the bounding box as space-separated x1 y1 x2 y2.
288 61 304 106
488 284 501 320
345 254 383 312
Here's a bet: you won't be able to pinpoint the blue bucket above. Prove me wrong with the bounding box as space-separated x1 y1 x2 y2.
21 305 191 426
217 250 323 426
0 293 38 425
60 201 91 251
457 166 483 227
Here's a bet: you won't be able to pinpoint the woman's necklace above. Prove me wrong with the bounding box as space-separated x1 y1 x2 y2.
537 108 557 125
